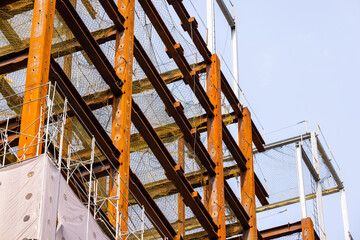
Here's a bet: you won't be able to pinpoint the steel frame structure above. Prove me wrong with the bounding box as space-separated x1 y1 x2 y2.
0 0 349 240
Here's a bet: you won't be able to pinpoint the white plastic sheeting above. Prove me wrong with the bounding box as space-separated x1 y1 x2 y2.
0 154 110 240
56 176 109 240
0 154 59 239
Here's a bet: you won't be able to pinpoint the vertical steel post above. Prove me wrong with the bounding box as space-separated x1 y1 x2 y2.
109 0 135 238
301 217 316 240
206 54 225 239
239 107 257 240
177 137 185 237
207 0 215 53
340 188 351 240
17 0 57 160
231 26 240 99
310 132 326 239
296 142 307 219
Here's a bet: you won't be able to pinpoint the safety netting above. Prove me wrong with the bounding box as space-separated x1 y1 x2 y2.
0 0 344 239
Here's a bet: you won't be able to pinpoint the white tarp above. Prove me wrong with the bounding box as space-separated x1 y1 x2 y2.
0 154 59 239
56 176 109 240
0 154 110 240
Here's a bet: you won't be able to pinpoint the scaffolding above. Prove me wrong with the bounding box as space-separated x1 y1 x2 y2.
0 0 352 239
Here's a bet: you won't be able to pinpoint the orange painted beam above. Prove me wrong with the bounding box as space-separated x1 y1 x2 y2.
301 217 316 240
239 108 257 239
108 0 135 237
178 137 185 237
206 54 226 239
17 0 57 160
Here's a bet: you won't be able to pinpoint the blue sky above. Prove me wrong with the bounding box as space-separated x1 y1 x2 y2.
183 0 359 239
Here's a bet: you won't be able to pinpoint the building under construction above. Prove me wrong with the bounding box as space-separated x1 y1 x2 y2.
0 0 352 239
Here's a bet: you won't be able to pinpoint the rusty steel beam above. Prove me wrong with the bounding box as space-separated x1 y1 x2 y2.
49 58 120 166
222 121 247 171
255 174 269 205
224 181 250 229
205 54 226 239
0 26 117 74
133 37 216 176
131 101 218 239
129 170 180 240
108 0 135 235
178 138 186 237
17 0 57 160
133 37 255 235
260 221 302 240
135 0 267 204
301 217 317 240
166 0 265 153
137 0 214 116
227 221 302 240
49 58 179 240
0 0 20 8
166 0 211 64
239 108 257 239
185 221 243 240
56 0 123 96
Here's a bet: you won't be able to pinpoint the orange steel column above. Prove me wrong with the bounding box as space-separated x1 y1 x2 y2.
206 54 226 239
108 0 135 237
301 217 316 240
17 0 57 160
239 108 257 240
177 137 185 237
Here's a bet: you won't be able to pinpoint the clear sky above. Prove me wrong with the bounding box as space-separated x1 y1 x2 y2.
183 0 359 239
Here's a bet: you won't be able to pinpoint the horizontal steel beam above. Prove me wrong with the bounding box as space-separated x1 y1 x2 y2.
227 221 302 240
224 181 250 229
133 0 268 207
222 121 247 171
49 58 180 240
133 37 216 175
0 0 19 8
215 0 235 28
49 58 120 166
257 187 340 213
166 0 266 153
254 133 311 154
316 137 344 189
255 173 269 205
129 170 179 240
301 145 320 181
137 0 214 116
131 100 218 239
0 26 117 75
56 0 123 96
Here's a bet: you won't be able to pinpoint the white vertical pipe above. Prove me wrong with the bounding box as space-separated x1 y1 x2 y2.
86 137 95 240
296 142 307 219
207 0 215 53
340 188 351 240
311 132 326 239
58 99 67 167
231 26 240 99
2 117 9 166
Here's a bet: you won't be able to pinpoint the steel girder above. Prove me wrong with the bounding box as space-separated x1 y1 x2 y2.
166 0 265 153
56 0 123 96
134 0 268 205
49 58 180 240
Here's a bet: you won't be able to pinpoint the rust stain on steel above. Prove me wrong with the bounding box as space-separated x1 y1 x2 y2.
178 137 186 237
17 0 57 160
301 217 316 240
108 0 136 236
206 54 226 239
239 107 257 239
